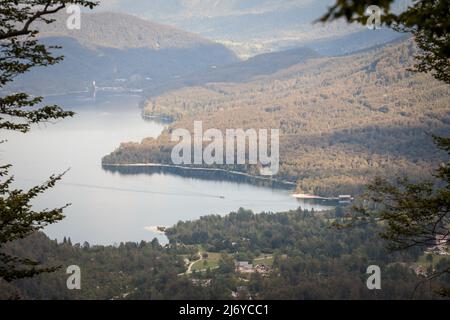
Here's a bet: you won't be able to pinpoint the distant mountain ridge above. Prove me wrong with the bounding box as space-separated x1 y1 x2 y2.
5 12 238 95
142 35 411 98
144 46 320 96
288 29 407 57
36 12 214 50
97 0 404 58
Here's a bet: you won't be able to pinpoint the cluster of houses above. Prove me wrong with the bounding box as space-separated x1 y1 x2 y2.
235 261 270 274
292 193 353 205
413 234 449 277
338 195 353 204
190 278 212 287
425 234 449 256
231 286 252 299
412 265 428 277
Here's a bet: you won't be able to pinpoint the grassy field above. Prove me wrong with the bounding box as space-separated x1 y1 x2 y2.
191 252 222 272
189 252 275 273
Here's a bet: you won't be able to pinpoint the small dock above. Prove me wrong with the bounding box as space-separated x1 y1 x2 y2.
293 193 353 204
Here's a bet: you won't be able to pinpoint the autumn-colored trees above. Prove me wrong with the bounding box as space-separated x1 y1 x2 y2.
104 39 450 197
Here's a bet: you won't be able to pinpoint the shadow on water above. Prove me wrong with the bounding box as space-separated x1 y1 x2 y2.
102 165 296 191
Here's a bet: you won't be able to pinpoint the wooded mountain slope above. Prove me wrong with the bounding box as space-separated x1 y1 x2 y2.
37 12 214 50
103 39 450 196
6 12 238 95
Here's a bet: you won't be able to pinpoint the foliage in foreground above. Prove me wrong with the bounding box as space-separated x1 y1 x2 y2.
0 0 97 282
350 136 450 294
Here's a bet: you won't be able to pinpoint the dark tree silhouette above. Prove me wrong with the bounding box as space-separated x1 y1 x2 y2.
0 0 97 282
345 136 450 296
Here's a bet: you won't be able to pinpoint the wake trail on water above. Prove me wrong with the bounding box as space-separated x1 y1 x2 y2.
15 178 226 199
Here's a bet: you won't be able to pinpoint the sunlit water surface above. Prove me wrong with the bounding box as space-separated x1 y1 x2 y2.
1 94 331 244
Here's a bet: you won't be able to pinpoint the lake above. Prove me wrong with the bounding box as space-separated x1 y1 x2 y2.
1 94 332 245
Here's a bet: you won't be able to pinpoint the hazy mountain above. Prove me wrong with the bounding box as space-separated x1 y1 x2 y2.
7 12 238 95
97 0 405 58
37 11 215 49
144 47 321 96
99 0 324 21
143 36 409 97
298 29 408 57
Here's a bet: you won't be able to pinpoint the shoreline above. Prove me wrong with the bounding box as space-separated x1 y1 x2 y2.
144 226 167 235
293 193 354 203
292 193 328 199
102 162 297 189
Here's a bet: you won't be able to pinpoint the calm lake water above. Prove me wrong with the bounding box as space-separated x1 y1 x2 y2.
1 94 331 245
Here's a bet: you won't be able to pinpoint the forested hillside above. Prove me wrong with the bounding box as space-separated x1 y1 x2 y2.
0 232 191 300
103 38 450 196
36 12 215 50
5 12 238 95
1 208 448 299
